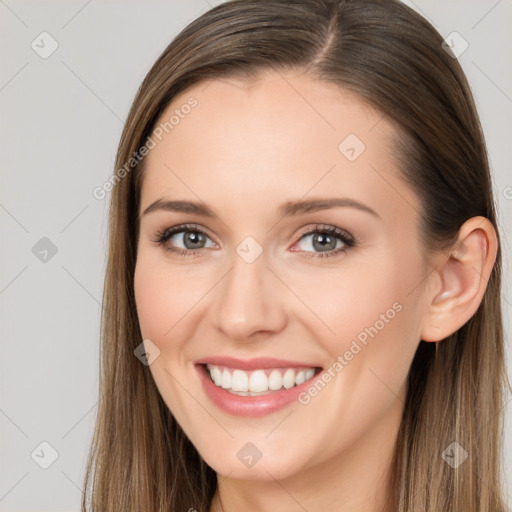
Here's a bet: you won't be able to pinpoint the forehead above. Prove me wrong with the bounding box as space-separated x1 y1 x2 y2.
139 70 417 226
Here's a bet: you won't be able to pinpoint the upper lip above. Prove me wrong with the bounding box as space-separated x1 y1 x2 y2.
194 356 322 371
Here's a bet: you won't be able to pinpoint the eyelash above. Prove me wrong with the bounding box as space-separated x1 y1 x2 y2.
152 223 355 260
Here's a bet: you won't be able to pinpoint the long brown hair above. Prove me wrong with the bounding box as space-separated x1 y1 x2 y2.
82 1 510 510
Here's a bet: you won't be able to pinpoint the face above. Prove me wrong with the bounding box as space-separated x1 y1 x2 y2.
134 69 430 482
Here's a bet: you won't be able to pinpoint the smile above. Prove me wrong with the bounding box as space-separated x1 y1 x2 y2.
206 364 317 395
195 361 323 417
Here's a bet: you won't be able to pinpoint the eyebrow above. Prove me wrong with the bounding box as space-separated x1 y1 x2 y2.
140 197 380 220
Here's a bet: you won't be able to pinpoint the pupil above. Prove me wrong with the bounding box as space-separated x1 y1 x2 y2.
313 233 335 251
184 231 204 249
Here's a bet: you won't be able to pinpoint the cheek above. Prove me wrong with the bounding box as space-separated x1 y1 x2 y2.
134 265 168 341
133 258 193 348
133 254 219 373
306 249 424 382
133 258 199 415
287 256 403 338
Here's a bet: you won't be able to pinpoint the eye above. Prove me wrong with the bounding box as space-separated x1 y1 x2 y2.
291 224 355 259
152 224 216 257
152 223 355 260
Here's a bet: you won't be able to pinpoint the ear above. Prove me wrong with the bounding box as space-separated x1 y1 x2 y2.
420 216 498 342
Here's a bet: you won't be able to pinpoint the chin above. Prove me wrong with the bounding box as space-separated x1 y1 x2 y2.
200 445 304 481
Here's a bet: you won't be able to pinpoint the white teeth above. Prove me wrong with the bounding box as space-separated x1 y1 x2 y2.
268 369 283 390
220 369 232 389
283 368 295 389
210 366 223 386
231 369 249 392
205 364 318 393
295 370 306 385
249 370 268 392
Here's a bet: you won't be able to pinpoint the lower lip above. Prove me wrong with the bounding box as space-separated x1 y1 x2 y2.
195 364 322 417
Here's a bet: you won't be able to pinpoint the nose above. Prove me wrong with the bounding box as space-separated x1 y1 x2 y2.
212 248 287 342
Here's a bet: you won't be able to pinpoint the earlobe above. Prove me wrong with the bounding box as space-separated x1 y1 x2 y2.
420 216 498 343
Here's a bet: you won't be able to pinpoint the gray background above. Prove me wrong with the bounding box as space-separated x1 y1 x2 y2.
1 1 511 510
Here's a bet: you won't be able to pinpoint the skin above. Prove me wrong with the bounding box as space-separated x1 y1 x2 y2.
133 69 498 512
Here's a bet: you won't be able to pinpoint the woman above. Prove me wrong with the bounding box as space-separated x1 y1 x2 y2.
82 1 510 510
